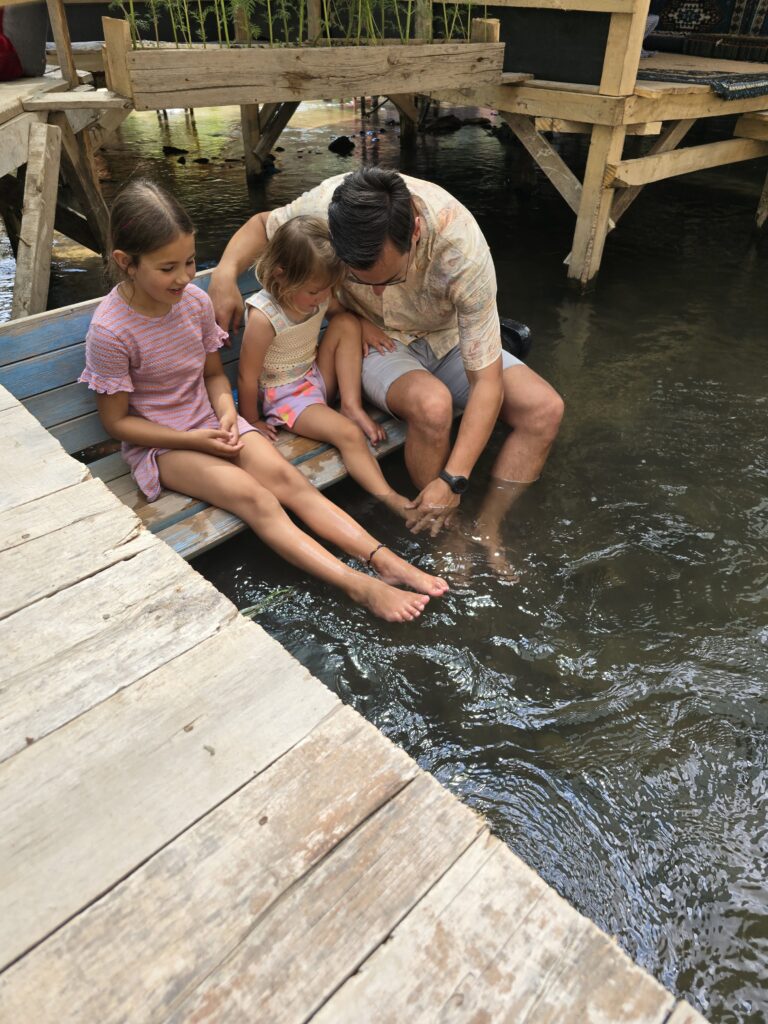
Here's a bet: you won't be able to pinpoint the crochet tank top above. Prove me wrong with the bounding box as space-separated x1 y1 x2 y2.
246 289 328 388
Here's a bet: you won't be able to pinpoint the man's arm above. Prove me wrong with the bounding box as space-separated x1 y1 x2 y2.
209 211 271 334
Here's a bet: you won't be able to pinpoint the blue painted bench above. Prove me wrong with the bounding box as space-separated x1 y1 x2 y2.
0 269 406 560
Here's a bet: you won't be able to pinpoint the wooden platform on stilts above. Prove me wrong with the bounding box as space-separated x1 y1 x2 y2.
0 380 710 1022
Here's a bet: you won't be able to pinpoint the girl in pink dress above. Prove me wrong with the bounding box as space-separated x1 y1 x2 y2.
80 180 448 622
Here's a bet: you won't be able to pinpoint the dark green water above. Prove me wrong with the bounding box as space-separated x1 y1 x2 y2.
3 103 766 1023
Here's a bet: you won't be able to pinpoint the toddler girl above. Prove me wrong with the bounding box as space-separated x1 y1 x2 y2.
80 180 448 621
237 215 410 517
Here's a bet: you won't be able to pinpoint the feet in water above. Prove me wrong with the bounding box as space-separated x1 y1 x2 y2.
351 575 430 622
341 403 387 446
370 545 450 597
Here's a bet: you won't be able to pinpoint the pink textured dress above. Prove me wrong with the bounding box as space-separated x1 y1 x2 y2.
80 282 255 501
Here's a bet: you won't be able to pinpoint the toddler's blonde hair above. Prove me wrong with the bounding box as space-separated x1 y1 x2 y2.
255 215 344 306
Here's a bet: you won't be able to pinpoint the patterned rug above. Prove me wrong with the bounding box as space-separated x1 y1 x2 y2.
636 65 768 95
653 0 768 35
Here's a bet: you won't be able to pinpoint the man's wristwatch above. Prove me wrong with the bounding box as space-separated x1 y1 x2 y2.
439 470 469 495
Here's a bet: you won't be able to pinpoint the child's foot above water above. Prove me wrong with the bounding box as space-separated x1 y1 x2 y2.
370 546 450 597
341 404 387 446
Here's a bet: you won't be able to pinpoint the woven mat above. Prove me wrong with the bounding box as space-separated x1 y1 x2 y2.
636 66 768 97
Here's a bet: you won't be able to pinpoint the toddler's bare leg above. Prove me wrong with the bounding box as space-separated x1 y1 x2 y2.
316 312 386 445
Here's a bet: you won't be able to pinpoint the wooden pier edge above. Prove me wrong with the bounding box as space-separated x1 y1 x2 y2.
0 381 711 1023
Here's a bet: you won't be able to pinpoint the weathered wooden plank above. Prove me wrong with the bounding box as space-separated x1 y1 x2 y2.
489 0 633 9
0 111 46 179
623 89 768 126
734 111 768 142
46 0 79 87
0 542 237 763
101 16 133 100
0 494 153 619
0 399 88 512
0 477 115 553
0 706 421 1017
439 84 626 126
164 771 483 1024
569 123 626 287
606 137 768 188
600 3 650 97
666 1002 710 1024
22 88 131 111
500 112 583 214
0 618 340 971
536 116 661 135
125 43 505 109
0 75 67 128
314 829 674 1023
11 122 62 319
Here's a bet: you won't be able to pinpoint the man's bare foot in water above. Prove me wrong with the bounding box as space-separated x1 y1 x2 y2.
348 575 430 622
369 546 450 597
341 403 387 446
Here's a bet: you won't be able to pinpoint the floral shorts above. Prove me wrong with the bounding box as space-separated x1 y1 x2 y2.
260 362 327 429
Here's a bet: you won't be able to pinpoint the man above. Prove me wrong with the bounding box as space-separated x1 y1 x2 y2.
210 167 564 536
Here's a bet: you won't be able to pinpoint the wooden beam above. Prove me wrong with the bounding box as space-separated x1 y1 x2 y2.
606 137 768 188
11 123 62 319
241 104 263 179
50 112 109 251
122 42 505 110
535 116 661 135
568 124 626 287
600 0 651 96
485 0 634 9
440 84 626 126
388 94 419 147
624 90 768 126
22 89 131 111
45 0 79 88
500 112 582 214
610 118 694 225
734 112 768 142
102 17 133 101
248 102 299 174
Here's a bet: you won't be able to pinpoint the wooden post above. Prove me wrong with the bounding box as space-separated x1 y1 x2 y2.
12 122 62 319
46 0 78 89
389 94 419 148
241 104 264 180
242 103 299 178
600 0 651 96
415 0 432 40
567 124 626 288
470 17 500 43
308 0 322 42
50 112 110 253
102 18 133 100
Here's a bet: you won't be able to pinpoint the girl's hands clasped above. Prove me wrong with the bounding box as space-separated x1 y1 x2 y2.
188 427 244 457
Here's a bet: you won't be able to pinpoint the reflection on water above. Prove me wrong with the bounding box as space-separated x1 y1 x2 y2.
3 102 767 1024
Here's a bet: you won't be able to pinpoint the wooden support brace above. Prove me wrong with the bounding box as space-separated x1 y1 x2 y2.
606 137 768 188
609 118 695 226
500 112 583 215
388 94 419 147
734 112 768 142
0 173 24 259
536 117 661 136
11 122 62 319
243 103 299 177
45 0 78 89
0 170 98 252
50 112 110 253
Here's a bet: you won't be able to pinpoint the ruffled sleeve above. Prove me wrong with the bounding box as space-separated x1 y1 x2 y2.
79 319 134 394
197 288 228 353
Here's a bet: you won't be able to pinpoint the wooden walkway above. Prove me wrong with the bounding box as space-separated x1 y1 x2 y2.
0 384 708 1023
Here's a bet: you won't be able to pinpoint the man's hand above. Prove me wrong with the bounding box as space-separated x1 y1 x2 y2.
405 478 460 536
209 271 245 339
361 319 396 357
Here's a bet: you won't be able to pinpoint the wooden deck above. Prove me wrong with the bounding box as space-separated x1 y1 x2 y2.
0 382 710 1022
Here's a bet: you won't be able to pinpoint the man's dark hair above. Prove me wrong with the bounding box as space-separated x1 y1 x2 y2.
328 168 414 270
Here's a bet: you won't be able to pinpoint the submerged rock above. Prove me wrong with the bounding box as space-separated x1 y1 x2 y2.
328 136 355 156
162 144 189 155
193 157 210 164
423 115 463 135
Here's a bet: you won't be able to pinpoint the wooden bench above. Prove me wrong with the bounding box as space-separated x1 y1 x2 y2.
0 269 406 560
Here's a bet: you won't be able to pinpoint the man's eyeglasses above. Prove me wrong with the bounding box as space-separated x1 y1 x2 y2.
347 242 413 288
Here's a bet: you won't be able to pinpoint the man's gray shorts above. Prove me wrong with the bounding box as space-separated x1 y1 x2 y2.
361 337 521 415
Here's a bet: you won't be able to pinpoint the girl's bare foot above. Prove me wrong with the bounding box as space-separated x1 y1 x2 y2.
370 546 450 598
341 403 387 446
351 576 429 622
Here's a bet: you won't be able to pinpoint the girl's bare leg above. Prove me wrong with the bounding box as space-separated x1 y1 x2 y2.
316 312 385 445
157 447 432 621
293 403 411 519
235 433 449 598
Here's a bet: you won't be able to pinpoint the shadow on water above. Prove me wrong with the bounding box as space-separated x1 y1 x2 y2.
3 102 766 1023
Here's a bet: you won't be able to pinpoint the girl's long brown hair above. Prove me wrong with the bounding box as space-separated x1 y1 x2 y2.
108 179 194 282
256 215 343 305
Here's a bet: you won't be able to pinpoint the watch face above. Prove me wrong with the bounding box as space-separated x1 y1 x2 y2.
441 471 468 494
